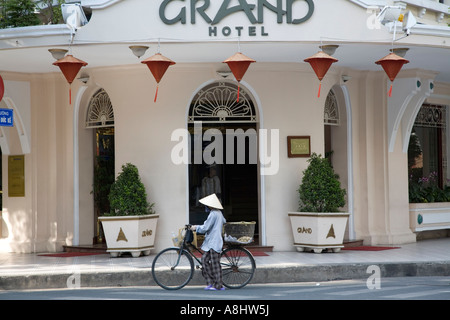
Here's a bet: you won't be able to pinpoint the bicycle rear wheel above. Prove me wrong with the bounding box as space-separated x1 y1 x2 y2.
152 247 194 290
220 247 256 289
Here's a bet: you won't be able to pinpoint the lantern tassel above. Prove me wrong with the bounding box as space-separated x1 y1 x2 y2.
69 86 72 105
154 84 159 103
388 83 393 97
317 82 322 98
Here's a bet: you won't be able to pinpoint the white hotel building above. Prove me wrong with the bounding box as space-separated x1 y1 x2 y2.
0 0 449 253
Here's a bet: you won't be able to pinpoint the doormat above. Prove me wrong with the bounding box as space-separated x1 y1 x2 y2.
342 246 400 251
39 252 107 258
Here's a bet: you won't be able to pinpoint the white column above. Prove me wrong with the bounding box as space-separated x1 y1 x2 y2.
73 85 87 246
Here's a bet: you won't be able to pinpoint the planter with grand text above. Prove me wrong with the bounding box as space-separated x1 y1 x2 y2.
291 153 348 253
99 214 158 257
101 163 157 257
288 212 349 253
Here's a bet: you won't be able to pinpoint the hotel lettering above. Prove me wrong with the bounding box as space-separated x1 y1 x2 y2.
159 0 315 37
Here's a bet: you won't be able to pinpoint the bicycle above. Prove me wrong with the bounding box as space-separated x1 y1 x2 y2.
151 224 256 290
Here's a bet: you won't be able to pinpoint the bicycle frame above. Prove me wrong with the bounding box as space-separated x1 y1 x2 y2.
175 225 251 269
173 226 203 269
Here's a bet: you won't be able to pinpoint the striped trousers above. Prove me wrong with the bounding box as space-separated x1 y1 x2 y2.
201 249 223 289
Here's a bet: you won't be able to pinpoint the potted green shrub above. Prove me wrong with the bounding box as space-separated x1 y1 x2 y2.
99 163 158 257
288 153 349 253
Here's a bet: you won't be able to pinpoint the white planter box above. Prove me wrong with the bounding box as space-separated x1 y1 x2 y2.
288 212 349 253
99 214 159 258
409 202 450 232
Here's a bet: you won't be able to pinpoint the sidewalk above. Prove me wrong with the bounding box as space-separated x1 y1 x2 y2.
0 238 449 290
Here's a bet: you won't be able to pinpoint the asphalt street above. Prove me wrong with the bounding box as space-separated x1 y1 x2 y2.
1 276 448 300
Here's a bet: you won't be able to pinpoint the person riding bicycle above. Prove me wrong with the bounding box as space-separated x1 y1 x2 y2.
191 193 226 291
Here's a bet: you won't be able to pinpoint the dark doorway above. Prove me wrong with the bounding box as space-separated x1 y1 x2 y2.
188 123 259 243
92 127 115 244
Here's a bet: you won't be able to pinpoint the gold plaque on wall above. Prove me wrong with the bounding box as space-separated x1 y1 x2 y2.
8 155 25 197
287 136 311 158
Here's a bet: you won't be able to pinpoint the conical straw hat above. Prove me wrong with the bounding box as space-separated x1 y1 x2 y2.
199 194 223 210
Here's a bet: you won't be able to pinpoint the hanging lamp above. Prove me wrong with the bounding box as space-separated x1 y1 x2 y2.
304 51 338 98
223 52 255 102
53 55 88 104
141 53 176 102
375 52 409 97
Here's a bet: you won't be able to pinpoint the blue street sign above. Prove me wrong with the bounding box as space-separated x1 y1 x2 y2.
0 108 13 127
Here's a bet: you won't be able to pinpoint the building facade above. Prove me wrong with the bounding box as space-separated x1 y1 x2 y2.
0 0 449 253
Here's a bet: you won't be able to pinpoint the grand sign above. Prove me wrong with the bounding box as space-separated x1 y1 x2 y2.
159 0 315 37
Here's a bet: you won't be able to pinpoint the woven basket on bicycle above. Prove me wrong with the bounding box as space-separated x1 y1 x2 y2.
223 221 256 245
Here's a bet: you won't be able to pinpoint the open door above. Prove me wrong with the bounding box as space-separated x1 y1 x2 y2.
187 81 260 243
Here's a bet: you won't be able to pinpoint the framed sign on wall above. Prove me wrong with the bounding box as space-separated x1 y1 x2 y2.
8 155 25 197
287 136 311 158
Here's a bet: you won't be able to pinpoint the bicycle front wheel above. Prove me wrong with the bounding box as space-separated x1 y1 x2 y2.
220 247 256 289
151 247 194 290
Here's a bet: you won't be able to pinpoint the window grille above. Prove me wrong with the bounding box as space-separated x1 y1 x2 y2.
414 103 447 129
324 90 340 126
86 89 115 128
188 82 257 123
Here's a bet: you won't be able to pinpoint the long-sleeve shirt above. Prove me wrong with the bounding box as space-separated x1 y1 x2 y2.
196 209 226 253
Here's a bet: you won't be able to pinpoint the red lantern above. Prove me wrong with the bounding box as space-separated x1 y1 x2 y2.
53 55 88 104
141 53 176 102
304 51 338 97
375 52 409 97
0 75 4 102
223 52 255 102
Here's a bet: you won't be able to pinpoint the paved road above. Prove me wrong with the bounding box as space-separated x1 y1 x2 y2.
1 276 449 301
1 277 448 319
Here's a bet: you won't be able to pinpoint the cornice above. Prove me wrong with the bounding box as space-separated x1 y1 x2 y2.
76 0 124 9
0 24 71 40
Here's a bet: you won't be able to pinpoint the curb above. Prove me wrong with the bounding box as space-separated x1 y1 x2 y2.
253 261 450 283
0 261 449 291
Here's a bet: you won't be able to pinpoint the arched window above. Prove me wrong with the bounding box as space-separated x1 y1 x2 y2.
188 81 257 123
324 89 340 126
86 89 114 128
